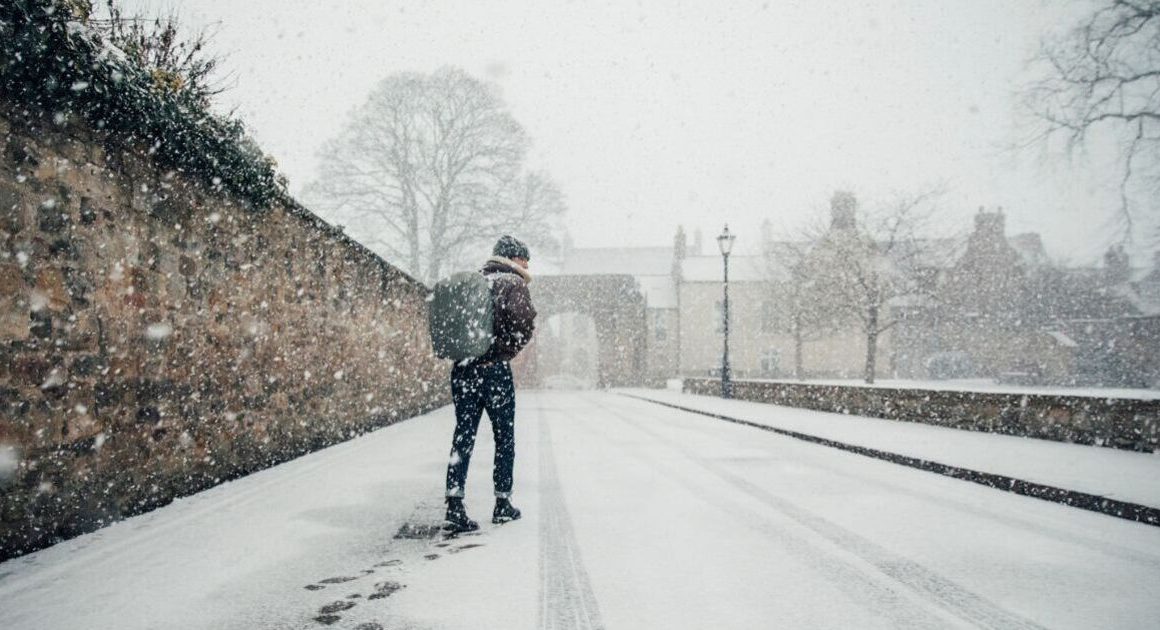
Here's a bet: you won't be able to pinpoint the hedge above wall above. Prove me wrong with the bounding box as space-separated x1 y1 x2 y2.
0 0 288 210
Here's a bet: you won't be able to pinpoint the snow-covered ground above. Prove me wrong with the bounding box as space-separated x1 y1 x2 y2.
2 391 1159 629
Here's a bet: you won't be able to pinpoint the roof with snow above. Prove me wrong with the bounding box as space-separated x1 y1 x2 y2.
540 226 1054 292
537 246 678 308
637 275 677 309
680 255 769 282
552 247 673 277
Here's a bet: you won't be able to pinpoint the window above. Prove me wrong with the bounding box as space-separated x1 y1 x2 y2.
652 311 667 341
760 349 781 376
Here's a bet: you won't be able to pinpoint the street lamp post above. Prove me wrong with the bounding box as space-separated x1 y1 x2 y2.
717 224 736 399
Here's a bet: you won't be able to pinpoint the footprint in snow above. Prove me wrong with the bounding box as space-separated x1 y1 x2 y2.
304 584 325 591
313 614 342 626
424 553 440 561
374 559 402 567
319 575 359 584
319 600 357 615
368 581 405 600
395 522 442 539
354 624 384 630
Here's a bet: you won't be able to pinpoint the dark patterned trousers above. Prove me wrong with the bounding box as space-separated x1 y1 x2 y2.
445 361 516 498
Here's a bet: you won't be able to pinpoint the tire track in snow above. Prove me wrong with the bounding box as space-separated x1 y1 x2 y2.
536 402 605 630
565 394 958 630
590 394 1047 630
620 393 1160 569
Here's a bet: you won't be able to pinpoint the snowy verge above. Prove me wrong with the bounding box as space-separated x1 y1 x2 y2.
617 389 1160 508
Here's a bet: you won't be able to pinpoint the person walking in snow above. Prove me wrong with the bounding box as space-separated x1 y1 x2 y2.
444 236 537 533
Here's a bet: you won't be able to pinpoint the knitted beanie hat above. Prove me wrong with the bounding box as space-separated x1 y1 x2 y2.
493 235 530 261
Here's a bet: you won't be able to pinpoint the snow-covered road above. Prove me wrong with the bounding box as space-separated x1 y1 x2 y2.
2 391 1159 629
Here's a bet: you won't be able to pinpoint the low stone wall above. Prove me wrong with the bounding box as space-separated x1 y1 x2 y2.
683 379 1160 452
0 109 449 560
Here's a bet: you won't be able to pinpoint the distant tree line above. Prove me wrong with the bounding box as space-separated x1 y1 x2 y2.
764 189 1159 386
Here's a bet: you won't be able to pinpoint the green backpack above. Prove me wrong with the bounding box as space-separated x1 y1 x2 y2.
428 271 495 361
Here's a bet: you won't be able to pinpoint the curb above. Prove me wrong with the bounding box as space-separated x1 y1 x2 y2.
619 393 1160 528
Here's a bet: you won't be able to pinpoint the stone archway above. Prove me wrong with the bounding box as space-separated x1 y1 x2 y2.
518 274 648 387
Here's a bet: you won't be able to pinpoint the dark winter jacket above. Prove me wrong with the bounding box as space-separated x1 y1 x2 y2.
475 256 537 365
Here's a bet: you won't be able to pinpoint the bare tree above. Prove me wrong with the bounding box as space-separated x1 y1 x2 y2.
761 234 838 380
807 190 942 384
304 68 565 284
1026 0 1160 242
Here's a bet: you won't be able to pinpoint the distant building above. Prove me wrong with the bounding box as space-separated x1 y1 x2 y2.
537 245 677 385
895 209 1158 387
674 253 792 378
538 205 1159 388
896 208 1052 380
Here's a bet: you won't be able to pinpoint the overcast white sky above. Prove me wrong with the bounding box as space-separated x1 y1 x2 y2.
126 0 1133 265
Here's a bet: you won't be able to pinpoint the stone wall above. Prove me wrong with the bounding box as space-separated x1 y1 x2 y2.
529 275 647 387
0 108 449 561
683 378 1160 452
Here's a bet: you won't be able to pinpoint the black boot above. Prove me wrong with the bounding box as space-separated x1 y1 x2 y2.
492 497 522 524
444 497 479 533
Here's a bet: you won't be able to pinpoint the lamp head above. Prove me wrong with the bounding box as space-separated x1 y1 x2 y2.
717 224 736 256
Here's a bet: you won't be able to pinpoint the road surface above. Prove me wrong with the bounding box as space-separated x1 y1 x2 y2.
1 391 1158 629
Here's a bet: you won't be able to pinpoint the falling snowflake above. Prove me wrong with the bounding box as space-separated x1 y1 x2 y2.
146 323 173 340
40 369 65 390
0 444 19 485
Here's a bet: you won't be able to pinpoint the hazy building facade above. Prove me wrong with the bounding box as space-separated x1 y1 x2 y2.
537 206 1159 388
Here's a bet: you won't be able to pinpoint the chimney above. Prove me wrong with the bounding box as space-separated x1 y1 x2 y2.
830 190 857 231
673 225 687 260
1104 245 1130 285
973 206 1005 240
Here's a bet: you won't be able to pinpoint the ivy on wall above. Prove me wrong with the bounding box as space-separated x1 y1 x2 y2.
0 0 289 209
